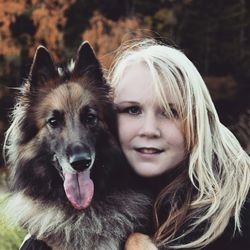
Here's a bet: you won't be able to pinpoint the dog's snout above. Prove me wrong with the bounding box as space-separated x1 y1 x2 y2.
67 144 92 171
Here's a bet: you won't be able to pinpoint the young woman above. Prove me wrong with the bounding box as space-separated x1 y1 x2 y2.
108 39 250 249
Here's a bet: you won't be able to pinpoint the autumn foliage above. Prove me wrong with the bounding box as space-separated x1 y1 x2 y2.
82 11 152 68
0 0 76 60
0 0 26 56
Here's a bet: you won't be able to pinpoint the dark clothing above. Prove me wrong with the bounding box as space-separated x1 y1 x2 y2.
159 192 250 250
203 192 250 250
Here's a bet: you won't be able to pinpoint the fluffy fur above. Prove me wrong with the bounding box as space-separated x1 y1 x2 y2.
3 42 151 250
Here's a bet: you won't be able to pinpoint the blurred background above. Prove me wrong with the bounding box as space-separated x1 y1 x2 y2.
0 0 250 168
0 1 249 248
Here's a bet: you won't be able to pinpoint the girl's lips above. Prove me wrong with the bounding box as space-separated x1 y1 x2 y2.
134 147 164 154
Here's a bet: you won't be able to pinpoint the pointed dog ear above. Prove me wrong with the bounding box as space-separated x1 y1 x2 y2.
29 46 58 89
72 41 103 81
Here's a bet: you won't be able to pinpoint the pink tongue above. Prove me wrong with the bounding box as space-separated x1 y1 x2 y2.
63 170 94 210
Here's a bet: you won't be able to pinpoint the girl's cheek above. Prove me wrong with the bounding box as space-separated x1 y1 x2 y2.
118 116 137 140
117 116 129 136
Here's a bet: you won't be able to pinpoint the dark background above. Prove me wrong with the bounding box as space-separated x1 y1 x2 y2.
0 0 249 169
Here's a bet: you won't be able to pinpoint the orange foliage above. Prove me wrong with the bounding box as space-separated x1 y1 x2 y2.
82 11 152 68
0 0 75 59
0 0 26 56
29 0 75 59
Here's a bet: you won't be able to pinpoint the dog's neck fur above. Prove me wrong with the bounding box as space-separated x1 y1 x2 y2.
4 191 151 250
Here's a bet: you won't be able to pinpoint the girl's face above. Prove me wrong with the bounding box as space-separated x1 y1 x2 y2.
114 63 186 177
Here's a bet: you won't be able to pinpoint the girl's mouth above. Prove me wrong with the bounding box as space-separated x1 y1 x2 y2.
134 147 164 154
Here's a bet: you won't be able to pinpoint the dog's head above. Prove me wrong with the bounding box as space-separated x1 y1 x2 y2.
8 42 120 210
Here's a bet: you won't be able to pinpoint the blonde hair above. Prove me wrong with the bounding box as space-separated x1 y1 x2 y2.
108 39 250 249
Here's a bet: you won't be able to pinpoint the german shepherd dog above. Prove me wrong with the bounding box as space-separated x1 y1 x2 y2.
3 42 151 249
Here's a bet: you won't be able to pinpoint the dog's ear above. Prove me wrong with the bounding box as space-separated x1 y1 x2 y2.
72 41 103 81
29 46 58 89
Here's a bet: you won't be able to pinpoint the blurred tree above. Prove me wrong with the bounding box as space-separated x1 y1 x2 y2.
29 0 76 60
0 0 77 87
82 11 151 68
64 0 137 57
0 0 26 56
177 0 250 78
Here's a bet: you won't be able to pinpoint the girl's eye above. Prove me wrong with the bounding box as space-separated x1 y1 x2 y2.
124 106 141 115
161 108 179 119
171 108 179 118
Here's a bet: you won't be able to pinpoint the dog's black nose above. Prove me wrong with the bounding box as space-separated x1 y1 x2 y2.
67 144 93 171
71 157 92 171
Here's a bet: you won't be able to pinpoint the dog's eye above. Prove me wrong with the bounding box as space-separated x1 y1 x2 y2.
47 110 64 128
80 106 99 127
86 113 98 126
48 117 59 128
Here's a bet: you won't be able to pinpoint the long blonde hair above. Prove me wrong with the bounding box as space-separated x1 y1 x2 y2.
108 39 250 249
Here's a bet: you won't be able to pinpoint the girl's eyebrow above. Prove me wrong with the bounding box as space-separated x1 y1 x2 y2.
114 101 139 106
114 102 140 112
115 101 177 108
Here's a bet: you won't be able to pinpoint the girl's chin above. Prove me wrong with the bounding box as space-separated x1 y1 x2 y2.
131 163 167 178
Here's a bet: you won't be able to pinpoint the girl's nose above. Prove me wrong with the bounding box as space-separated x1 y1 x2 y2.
138 113 160 138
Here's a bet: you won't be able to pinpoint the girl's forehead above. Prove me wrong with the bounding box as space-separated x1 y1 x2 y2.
114 62 177 104
115 63 152 95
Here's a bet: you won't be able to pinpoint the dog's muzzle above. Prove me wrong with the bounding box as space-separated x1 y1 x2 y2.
53 143 96 210
67 143 94 172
